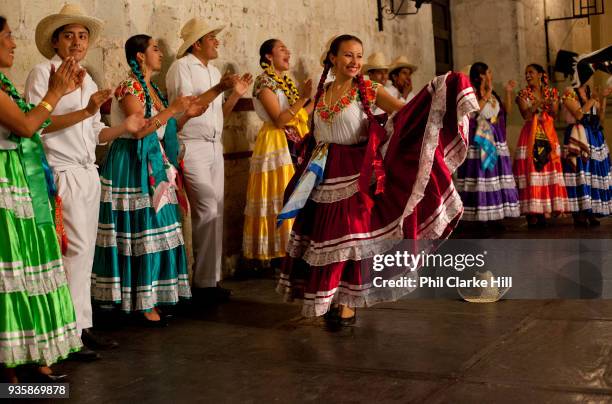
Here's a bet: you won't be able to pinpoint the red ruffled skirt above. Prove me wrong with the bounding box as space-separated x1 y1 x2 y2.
513 114 569 215
277 73 479 316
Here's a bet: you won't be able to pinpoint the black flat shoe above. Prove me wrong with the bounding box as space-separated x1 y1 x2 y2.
323 306 340 324
19 367 68 383
81 328 119 350
192 286 231 304
588 216 601 226
338 315 357 326
338 309 358 327
34 373 68 383
68 347 101 362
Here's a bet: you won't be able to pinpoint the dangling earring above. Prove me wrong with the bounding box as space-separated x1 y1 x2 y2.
140 62 147 77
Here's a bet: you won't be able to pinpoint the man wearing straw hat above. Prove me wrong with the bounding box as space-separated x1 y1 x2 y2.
166 17 252 302
25 3 146 360
364 52 389 115
386 55 418 104
364 52 389 86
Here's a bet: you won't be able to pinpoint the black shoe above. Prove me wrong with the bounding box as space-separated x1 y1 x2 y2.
338 308 358 327
32 372 68 383
193 286 231 304
68 347 101 362
588 216 601 226
488 221 506 232
81 328 119 350
573 217 588 227
20 368 68 383
323 306 340 324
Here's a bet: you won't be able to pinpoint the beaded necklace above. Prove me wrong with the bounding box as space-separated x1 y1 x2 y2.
261 62 300 105
0 72 51 129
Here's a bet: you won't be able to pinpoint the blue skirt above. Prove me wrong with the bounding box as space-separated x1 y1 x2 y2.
562 117 612 216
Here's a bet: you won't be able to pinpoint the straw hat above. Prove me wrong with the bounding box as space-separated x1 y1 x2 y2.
389 56 418 74
176 17 224 59
35 3 104 59
363 52 389 72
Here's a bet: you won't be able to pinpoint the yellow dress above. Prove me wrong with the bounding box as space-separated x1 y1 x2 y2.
243 74 309 260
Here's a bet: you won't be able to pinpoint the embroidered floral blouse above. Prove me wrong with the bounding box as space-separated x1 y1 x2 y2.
252 74 291 123
517 86 559 117
111 77 166 140
314 79 380 145
560 87 598 125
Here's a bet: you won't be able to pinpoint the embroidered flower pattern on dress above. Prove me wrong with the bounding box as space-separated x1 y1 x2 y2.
561 88 578 103
517 85 559 115
316 80 379 124
115 78 146 104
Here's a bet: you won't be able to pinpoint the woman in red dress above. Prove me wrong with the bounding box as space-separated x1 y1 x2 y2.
276 35 478 327
513 63 569 227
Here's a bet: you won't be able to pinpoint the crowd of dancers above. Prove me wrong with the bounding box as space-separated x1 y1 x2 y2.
0 3 610 383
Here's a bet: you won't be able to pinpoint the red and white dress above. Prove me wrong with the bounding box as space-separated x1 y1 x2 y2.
276 73 478 317
513 87 569 215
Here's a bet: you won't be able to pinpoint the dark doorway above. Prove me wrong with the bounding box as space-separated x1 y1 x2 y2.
432 0 453 75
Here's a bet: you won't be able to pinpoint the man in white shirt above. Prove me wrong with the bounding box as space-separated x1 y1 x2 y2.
386 56 418 104
363 52 389 116
25 4 145 360
166 17 252 302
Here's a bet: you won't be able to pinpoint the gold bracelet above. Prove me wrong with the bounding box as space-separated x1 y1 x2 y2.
287 108 296 117
39 101 53 113
153 118 162 129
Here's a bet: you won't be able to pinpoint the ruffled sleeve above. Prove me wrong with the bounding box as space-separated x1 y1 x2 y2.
363 79 380 107
253 74 278 98
561 87 578 103
516 88 531 104
550 87 559 102
114 78 145 105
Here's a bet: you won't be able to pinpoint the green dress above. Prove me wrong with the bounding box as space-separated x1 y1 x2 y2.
0 73 82 367
91 76 190 312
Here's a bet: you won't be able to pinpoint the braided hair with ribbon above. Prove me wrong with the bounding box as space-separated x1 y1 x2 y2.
123 34 180 197
125 34 169 118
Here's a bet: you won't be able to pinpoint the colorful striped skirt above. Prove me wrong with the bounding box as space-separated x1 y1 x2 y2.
0 149 81 367
243 122 298 260
562 116 612 215
92 138 191 312
513 114 569 215
455 116 520 221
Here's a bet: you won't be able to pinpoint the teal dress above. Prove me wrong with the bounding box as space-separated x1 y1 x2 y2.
92 77 190 312
0 74 82 367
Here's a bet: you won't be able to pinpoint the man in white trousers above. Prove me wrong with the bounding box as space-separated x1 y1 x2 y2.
166 17 252 302
25 4 145 360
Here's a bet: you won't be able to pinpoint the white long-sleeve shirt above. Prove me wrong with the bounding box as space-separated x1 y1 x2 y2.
385 82 415 104
25 54 107 171
166 53 224 143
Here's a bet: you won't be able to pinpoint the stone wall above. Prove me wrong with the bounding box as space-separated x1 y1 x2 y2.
0 0 437 275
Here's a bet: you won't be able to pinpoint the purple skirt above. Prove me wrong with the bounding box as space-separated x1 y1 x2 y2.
455 113 520 221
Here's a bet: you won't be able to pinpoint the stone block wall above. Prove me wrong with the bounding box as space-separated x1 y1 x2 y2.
0 0 437 276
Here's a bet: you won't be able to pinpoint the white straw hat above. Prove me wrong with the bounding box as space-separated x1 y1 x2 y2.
176 17 224 59
389 55 418 74
35 3 103 59
364 52 389 72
